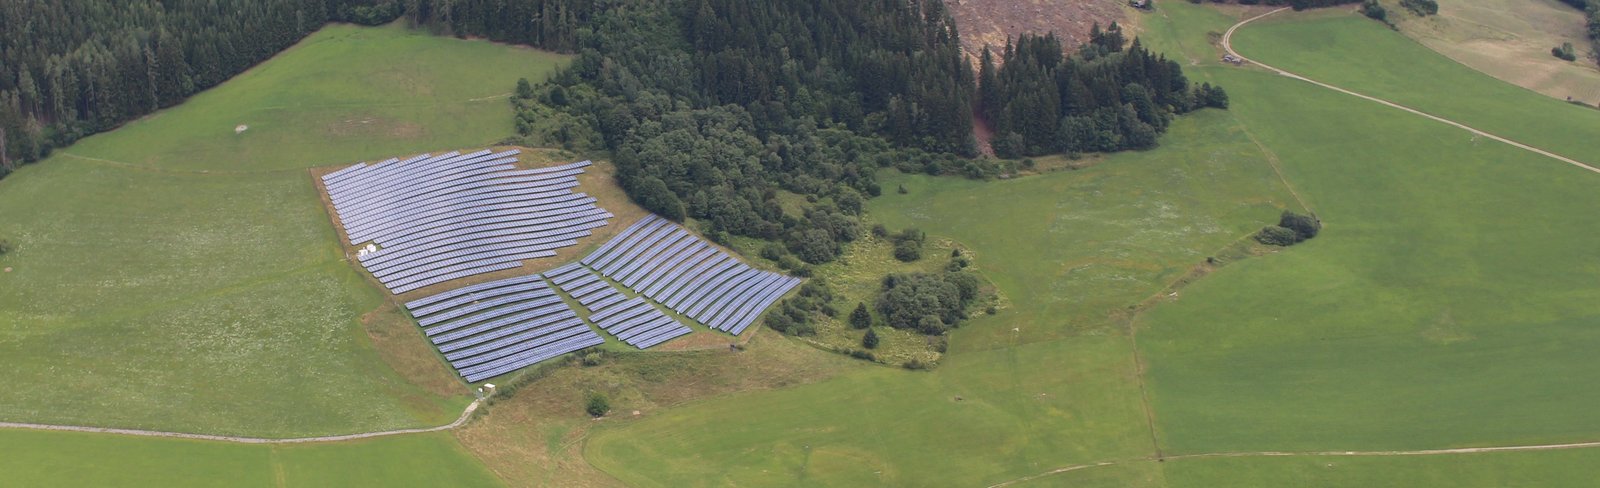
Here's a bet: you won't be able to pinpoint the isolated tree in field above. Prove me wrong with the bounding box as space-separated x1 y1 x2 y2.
1279 211 1321 240
850 302 872 329
586 392 611 417
862 328 880 349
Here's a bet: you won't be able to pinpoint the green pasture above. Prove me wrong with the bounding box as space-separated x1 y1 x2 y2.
1142 1 1600 454
584 2 1600 486
1233 9 1600 165
0 21 566 438
1159 448 1600 487
64 23 567 172
0 429 502 487
584 106 1301 486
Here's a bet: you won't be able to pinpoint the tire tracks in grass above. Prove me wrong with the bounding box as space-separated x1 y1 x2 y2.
986 440 1600 487
0 397 482 444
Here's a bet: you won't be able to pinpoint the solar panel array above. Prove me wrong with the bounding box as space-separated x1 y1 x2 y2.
404 274 603 382
320 150 611 294
582 215 801 335
545 263 692 349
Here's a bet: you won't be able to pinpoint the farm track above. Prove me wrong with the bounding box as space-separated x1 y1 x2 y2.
987 439 1600 487
0 398 481 444
1223 7 1600 175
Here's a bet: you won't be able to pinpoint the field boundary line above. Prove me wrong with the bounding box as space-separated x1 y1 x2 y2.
1222 7 1600 175
985 440 1600 487
0 398 482 444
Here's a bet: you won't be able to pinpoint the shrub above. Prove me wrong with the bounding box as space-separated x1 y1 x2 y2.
760 243 787 261
1254 225 1301 246
1278 211 1321 240
903 359 930 370
897 184 908 194
1361 0 1388 21
585 392 611 417
1400 0 1438 15
1554 43 1579 61
848 349 876 361
0 238 12 256
862 328 880 349
893 239 923 262
871 223 889 238
850 302 872 329
579 352 605 367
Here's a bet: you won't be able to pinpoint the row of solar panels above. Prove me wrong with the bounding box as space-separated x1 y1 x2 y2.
404 274 603 382
320 151 611 294
545 264 692 349
582 215 801 335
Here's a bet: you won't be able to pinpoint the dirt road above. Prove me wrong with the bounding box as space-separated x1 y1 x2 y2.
1222 7 1600 175
0 398 481 445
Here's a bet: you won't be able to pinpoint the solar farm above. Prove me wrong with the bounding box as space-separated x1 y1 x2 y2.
320 149 611 294
320 153 802 381
391 214 800 381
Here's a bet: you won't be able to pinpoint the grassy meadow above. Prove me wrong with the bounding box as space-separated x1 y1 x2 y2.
1232 9 1600 165
581 2 1600 486
1393 0 1600 104
1141 4 1600 454
0 429 502 487
0 21 566 438
63 23 567 172
583 104 1302 486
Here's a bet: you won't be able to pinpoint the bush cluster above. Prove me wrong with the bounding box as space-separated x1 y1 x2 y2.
1255 211 1321 246
585 392 611 417
764 279 835 336
875 271 981 335
890 228 927 263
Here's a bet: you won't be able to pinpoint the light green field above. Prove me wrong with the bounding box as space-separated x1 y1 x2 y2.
64 23 566 172
0 429 502 487
584 106 1301 486
1144 4 1600 454
1233 9 1600 165
0 23 565 438
583 2 1600 487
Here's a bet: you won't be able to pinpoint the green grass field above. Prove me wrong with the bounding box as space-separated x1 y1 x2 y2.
64 23 566 172
581 2 1600 486
1233 8 1600 165
0 21 565 438
1142 4 1600 454
0 429 502 487
583 104 1302 486
1391 0 1600 104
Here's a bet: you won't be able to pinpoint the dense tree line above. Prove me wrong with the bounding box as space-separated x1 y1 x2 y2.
0 0 402 176
468 0 981 263
978 25 1228 158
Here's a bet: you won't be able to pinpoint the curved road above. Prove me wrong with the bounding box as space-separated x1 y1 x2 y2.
0 398 482 444
1222 7 1600 175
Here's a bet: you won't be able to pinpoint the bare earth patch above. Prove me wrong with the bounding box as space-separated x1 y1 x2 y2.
947 0 1126 60
1396 0 1600 104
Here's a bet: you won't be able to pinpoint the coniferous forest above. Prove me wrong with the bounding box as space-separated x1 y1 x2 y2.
2 0 1225 272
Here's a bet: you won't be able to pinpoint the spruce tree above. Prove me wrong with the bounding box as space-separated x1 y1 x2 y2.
862 328 880 349
850 302 872 329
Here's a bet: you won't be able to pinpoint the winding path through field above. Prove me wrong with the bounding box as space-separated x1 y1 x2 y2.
1222 7 1600 175
0 398 482 444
